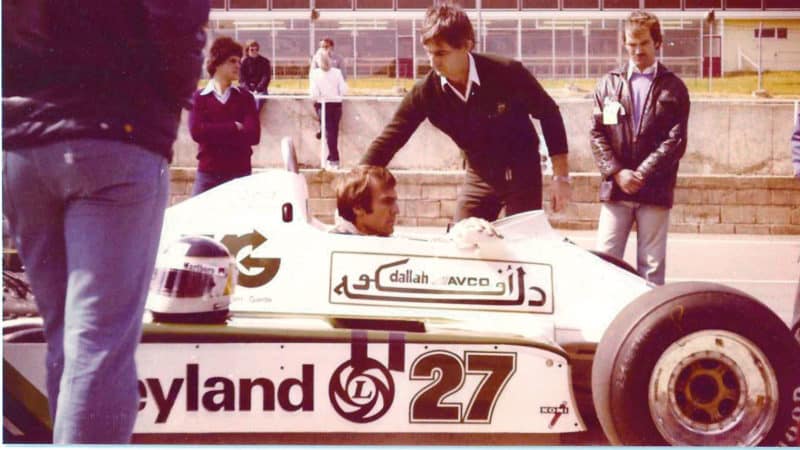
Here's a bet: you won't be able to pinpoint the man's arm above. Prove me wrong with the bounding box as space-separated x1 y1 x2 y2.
142 0 210 110
635 80 690 181
589 76 625 179
513 62 571 211
360 87 427 166
256 57 271 92
792 111 800 178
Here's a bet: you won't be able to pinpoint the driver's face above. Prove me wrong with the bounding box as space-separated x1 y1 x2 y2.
355 183 398 237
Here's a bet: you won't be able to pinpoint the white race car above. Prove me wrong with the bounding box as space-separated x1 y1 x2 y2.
4 142 800 446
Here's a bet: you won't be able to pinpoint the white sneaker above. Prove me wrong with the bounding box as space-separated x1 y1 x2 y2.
327 161 340 170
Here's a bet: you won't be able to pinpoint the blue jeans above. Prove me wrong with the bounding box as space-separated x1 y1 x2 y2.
596 201 671 285
3 138 169 443
191 170 251 196
314 102 342 163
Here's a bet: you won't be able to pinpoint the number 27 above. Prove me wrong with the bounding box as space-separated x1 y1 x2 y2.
409 351 516 423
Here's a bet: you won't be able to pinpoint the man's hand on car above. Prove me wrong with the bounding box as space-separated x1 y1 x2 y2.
449 217 503 249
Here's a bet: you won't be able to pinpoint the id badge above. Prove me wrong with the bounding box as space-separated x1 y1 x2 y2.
602 98 624 125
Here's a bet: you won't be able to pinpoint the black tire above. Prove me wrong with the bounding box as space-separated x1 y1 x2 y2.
589 250 639 276
591 281 800 446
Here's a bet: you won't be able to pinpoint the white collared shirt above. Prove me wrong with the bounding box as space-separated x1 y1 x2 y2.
440 53 481 103
309 67 347 103
200 79 238 104
627 60 658 80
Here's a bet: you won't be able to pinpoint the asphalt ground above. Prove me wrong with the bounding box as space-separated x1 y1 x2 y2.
397 226 800 328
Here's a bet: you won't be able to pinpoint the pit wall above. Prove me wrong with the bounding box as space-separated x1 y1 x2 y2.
170 97 799 234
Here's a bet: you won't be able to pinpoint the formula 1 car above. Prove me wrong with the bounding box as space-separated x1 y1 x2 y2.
4 141 800 446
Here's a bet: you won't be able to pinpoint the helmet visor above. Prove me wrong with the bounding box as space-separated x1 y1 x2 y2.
152 268 217 298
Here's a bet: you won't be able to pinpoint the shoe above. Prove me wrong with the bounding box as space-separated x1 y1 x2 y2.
326 160 340 170
315 131 321 140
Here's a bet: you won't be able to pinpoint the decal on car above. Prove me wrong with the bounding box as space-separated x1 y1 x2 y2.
329 252 553 313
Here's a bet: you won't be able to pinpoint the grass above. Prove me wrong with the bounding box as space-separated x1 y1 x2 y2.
266 70 800 98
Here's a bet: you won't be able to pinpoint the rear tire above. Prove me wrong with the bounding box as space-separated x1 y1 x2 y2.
591 282 800 446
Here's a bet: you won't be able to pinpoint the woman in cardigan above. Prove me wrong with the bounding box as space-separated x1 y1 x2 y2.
189 37 260 196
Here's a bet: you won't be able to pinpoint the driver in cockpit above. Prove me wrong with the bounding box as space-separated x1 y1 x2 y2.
331 165 501 248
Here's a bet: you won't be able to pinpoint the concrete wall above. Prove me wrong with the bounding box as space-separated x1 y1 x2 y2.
173 96 798 176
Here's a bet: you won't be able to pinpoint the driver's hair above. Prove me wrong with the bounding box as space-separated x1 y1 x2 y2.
336 166 396 224
419 3 475 49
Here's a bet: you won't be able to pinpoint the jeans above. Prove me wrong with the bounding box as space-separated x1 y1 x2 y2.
315 102 342 163
596 201 670 285
191 169 251 196
3 138 169 443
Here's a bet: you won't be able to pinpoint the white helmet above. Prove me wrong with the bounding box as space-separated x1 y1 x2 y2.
147 236 237 324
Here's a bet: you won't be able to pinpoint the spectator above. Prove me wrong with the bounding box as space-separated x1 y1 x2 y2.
310 49 348 170
791 109 800 341
589 10 690 285
311 37 345 79
333 166 399 236
360 4 571 223
240 39 272 112
2 1 208 443
189 37 261 196
792 109 800 179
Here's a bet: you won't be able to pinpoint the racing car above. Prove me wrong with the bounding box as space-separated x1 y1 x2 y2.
4 139 800 446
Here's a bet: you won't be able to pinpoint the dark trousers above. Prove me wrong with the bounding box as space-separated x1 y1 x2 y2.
455 165 542 222
191 169 252 196
314 102 342 162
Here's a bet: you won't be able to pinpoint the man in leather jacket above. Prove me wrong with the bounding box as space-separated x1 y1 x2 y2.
3 1 209 442
589 10 690 285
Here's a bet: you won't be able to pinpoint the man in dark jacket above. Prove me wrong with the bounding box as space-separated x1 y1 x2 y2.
2 1 209 443
240 39 272 111
590 10 690 285
361 4 571 222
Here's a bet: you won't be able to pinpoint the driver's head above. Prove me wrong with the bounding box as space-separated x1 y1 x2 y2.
336 166 399 237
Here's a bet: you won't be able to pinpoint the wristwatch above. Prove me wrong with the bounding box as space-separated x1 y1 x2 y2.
552 175 571 184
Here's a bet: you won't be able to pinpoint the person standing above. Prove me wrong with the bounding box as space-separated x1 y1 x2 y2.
189 37 261 196
311 37 345 78
2 1 208 443
310 49 348 169
791 110 800 341
590 10 690 285
360 4 571 222
240 39 272 112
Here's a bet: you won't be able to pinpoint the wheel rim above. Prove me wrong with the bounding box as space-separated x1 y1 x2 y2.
648 330 779 446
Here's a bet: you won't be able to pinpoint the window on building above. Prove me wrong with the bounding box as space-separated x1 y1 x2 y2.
777 27 788 38
643 0 681 8
603 0 638 8
522 0 558 7
725 0 762 8
563 0 599 7
355 0 393 8
483 0 519 8
685 0 722 7
316 0 353 8
754 27 775 37
211 0 226 9
272 0 310 7
452 0 477 8
230 0 268 8
765 0 799 7
397 0 434 8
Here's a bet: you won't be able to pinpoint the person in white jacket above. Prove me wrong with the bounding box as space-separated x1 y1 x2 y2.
310 49 348 169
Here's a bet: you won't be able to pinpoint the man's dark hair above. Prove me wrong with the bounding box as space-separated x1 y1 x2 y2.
322 37 334 48
624 10 663 46
420 4 475 49
206 36 243 76
336 166 396 224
